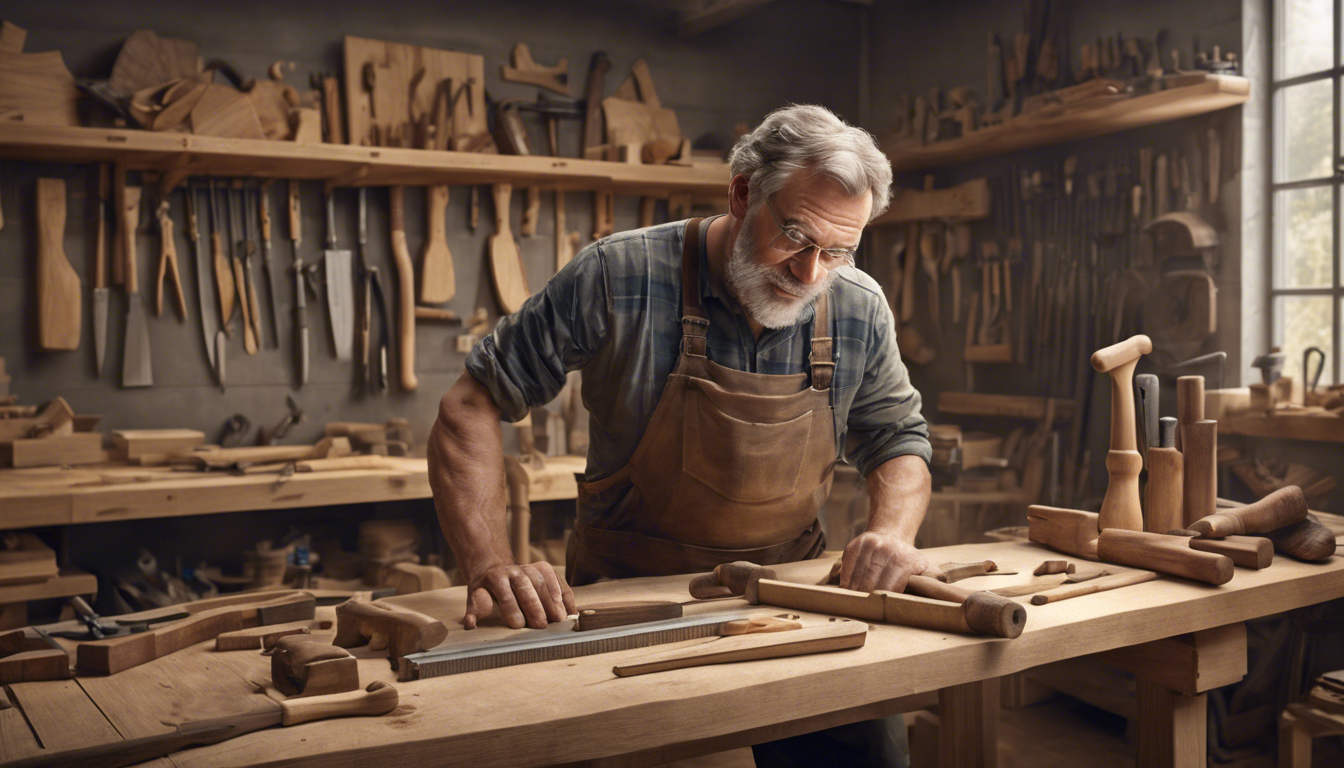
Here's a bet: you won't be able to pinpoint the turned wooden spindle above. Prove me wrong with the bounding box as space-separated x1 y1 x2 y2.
1146 417 1184 534
1175 375 1204 452
1181 420 1218 528
1090 335 1153 532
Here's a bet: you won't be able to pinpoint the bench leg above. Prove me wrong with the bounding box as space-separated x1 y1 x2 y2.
1136 679 1206 768
1277 712 1313 768
938 677 999 768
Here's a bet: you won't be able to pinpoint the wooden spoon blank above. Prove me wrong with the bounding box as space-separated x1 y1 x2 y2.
489 183 530 314
419 184 455 304
36 178 81 350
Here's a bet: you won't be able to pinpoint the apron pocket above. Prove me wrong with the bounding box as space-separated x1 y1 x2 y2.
682 394 813 503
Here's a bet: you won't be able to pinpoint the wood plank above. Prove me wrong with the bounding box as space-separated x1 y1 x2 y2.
885 76 1249 172
0 702 42 762
1219 412 1344 443
7 678 121 751
0 122 729 196
1 433 104 468
0 569 96 603
1095 623 1246 696
111 428 205 458
871 178 992 226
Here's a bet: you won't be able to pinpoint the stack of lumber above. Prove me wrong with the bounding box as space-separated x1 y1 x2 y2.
0 397 107 468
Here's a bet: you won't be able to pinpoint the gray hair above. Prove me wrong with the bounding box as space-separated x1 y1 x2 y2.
728 104 892 221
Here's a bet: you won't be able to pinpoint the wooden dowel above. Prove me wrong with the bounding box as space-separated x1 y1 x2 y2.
1181 420 1217 528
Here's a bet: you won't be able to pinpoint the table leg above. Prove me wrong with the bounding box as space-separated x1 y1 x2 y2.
1277 711 1312 768
938 677 999 768
1136 679 1206 768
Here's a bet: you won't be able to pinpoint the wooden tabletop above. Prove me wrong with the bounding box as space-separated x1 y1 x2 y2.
0 455 587 530
3 539 1341 767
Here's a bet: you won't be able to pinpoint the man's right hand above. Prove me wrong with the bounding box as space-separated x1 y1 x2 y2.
462 560 577 630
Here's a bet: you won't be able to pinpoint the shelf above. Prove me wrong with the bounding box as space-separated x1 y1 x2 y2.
884 75 1250 173
0 570 96 604
0 123 730 197
1219 412 1344 444
937 392 1076 422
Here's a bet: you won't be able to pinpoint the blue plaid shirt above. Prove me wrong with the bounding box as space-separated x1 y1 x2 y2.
467 218 931 504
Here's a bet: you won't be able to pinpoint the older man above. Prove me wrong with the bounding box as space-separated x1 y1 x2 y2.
430 104 931 766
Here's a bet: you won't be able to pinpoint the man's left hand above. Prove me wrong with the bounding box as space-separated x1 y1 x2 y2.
835 531 929 593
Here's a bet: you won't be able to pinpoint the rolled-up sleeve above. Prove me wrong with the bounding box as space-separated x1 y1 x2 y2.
843 294 932 475
465 244 609 422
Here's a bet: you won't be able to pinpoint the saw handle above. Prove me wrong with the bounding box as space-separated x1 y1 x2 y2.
280 680 399 725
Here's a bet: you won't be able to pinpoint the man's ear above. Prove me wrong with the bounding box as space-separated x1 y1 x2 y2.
728 174 751 218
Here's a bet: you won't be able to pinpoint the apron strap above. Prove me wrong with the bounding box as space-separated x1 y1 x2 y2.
680 218 710 360
810 289 834 391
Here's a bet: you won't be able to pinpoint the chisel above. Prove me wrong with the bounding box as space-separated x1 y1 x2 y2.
324 188 354 361
224 182 256 354
258 181 281 349
93 163 110 374
208 179 235 335
237 181 263 355
186 184 218 376
357 187 371 390
288 181 309 387
120 182 153 387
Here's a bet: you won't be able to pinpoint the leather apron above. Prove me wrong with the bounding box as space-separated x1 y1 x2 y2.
566 218 838 586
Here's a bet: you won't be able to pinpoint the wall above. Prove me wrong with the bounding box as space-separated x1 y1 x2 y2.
863 0 1253 510
0 0 864 451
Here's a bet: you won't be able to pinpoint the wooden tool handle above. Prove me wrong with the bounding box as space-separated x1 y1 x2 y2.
1189 485 1307 538
427 184 448 240
333 597 446 659
96 164 110 288
122 186 142 294
259 182 272 241
1145 446 1184 534
1030 570 1157 605
689 561 777 601
280 681 399 725
906 575 1025 638
1265 517 1337 562
576 600 682 631
287 180 301 245
388 186 418 392
493 183 512 232
612 622 865 678
1099 449 1144 531
233 257 257 355
1090 334 1152 373
1027 504 1100 559
1096 528 1234 585
1187 535 1274 569
905 574 975 603
156 204 185 319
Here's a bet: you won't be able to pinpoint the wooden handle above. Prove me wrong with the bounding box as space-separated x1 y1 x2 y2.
689 561 777 602
1027 505 1100 559
155 204 185 319
1189 485 1306 538
1181 420 1218 528
233 257 257 355
333 597 446 661
611 622 866 677
287 180 301 245
259 183 272 241
1145 446 1184 534
1187 535 1274 569
576 600 682 631
1090 334 1152 373
1099 449 1144 532
426 184 448 241
212 230 235 326
1096 528 1234 585
1265 517 1337 562
280 681 399 726
1030 570 1157 605
388 186 418 392
96 164 110 289
122 186 142 294
905 575 1025 638
493 183 512 232
1175 375 1204 452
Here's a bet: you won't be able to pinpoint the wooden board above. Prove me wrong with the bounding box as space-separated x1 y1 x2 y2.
7 678 122 751
0 50 79 126
0 570 95 604
0 703 42 761
111 428 205 458
1220 412 1344 443
0 433 105 468
871 178 992 226
342 35 486 148
0 532 58 585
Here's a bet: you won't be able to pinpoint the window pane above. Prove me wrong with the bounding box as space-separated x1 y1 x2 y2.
1275 80 1334 183
1275 295 1334 386
1274 186 1334 287
1277 0 1333 78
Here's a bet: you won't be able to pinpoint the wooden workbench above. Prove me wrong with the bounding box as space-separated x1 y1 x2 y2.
0 455 587 530
3 540 1341 767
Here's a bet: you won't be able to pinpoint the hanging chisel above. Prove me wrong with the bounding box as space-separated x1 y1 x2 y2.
358 188 389 393
258 181 281 349
187 185 218 377
237 181 264 355
223 182 256 354
357 187 372 391
93 163 110 375
208 179 235 335
288 181 309 387
324 188 354 361
370 267 389 392
120 180 153 387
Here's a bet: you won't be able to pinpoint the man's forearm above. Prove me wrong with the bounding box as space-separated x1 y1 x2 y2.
428 374 514 578
863 454 932 543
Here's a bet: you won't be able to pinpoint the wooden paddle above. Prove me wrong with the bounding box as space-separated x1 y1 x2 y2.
489 183 530 314
35 178 80 350
419 184 455 303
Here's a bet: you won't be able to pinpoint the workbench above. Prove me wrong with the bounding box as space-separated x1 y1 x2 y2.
3 539 1341 768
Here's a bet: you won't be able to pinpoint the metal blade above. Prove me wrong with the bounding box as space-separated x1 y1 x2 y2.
215 331 227 390
262 242 281 349
93 288 109 374
194 239 217 368
324 251 354 361
122 295 153 387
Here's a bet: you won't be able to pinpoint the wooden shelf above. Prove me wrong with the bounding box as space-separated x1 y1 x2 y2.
0 123 730 196
937 392 1076 422
0 570 96 604
1219 412 1344 444
884 75 1250 173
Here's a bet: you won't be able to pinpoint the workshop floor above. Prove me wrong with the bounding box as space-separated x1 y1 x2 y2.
666 696 1344 767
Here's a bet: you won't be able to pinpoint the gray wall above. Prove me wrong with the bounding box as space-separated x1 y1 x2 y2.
0 0 864 449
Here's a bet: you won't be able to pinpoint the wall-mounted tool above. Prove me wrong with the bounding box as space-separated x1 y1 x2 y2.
186 185 219 382
121 183 153 387
36 178 81 351
388 186 418 392
153 197 186 320
93 164 111 372
420 184 455 304
224 181 257 355
258 181 281 349
500 42 570 96
239 182 265 353
287 180 309 387
490 183 530 314
324 189 354 361
208 179 236 335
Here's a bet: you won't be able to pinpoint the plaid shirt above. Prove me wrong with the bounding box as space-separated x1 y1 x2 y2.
467 218 931 505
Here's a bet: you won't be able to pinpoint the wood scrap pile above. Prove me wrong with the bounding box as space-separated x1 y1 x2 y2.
0 396 106 468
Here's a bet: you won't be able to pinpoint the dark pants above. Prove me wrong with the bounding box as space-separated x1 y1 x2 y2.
751 714 909 768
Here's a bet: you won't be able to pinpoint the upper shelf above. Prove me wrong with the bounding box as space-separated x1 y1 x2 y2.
0 123 731 197
884 75 1251 173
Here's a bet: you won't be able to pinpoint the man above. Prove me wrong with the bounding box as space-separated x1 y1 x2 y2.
429 104 931 766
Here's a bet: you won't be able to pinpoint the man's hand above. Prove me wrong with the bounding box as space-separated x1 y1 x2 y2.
462 560 577 630
836 531 929 593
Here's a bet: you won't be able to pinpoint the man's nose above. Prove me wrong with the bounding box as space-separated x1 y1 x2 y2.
790 247 826 285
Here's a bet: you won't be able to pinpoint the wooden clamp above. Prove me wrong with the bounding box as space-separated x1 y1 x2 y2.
333 598 447 672
271 635 360 698
1091 335 1153 532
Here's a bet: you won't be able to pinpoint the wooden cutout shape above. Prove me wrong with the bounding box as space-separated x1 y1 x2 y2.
500 43 570 96
36 178 81 350
271 635 359 697
333 598 447 671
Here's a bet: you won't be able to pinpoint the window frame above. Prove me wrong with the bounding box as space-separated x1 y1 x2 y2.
1269 0 1343 386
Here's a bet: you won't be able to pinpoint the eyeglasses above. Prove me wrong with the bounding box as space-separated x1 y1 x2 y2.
763 195 859 269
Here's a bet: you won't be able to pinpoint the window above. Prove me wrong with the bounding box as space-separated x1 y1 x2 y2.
1271 0 1341 386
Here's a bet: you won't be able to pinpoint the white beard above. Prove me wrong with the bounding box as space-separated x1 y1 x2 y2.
725 209 836 329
